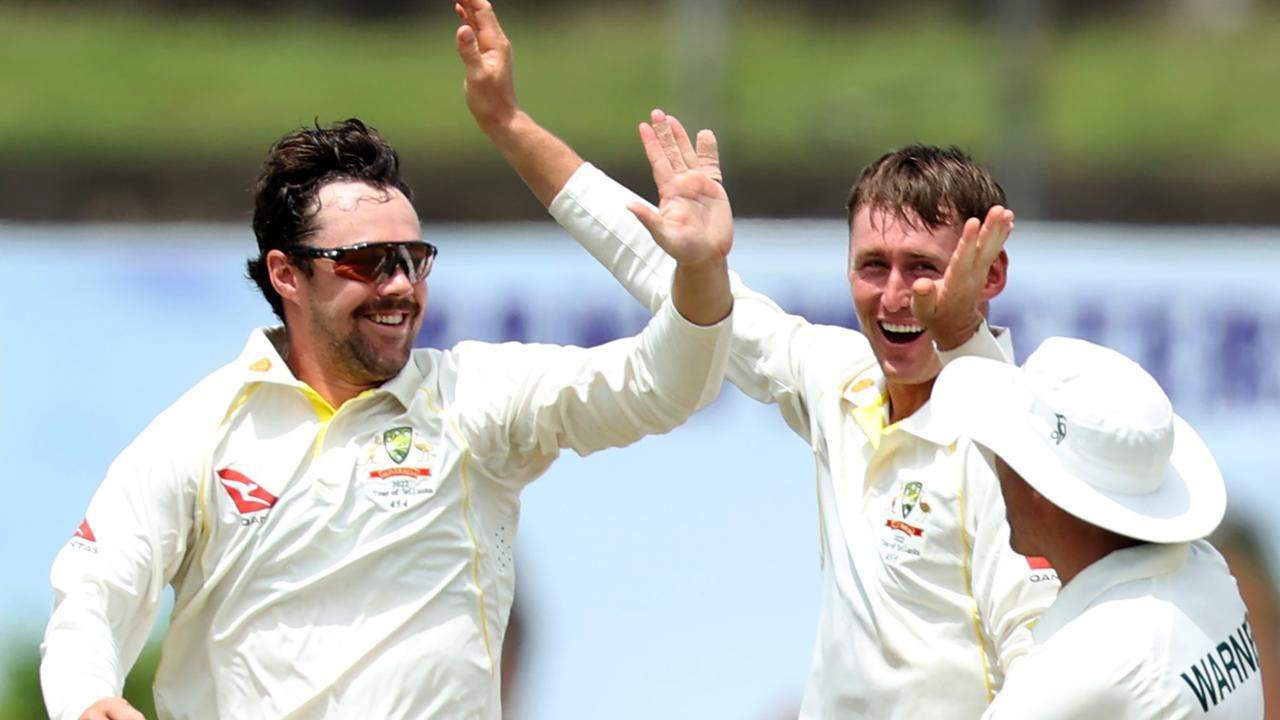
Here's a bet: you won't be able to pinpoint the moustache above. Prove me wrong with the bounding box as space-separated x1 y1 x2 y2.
354 299 420 317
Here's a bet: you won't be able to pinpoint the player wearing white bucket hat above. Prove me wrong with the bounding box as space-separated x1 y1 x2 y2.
934 337 1263 719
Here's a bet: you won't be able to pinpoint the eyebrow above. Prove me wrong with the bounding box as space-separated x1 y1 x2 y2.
852 248 947 264
908 251 947 265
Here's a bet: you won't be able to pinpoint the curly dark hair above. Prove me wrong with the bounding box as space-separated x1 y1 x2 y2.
846 144 1005 230
246 118 413 322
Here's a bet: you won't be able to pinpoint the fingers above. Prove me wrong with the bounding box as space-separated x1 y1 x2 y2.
644 107 725 187
637 122 675 188
455 24 481 66
975 205 1014 265
910 277 940 322
650 109 689 174
695 129 723 184
950 216 982 266
659 111 724 183
456 0 507 52
664 114 701 172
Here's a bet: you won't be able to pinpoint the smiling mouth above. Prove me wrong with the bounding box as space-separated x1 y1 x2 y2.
880 320 925 345
368 312 408 326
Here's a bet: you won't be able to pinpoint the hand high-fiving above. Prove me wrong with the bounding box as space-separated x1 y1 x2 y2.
454 0 518 133
910 205 1013 351
626 109 733 267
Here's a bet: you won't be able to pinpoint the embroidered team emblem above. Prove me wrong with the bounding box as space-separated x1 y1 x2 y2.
384 427 413 465
217 468 278 514
880 476 930 561
360 427 440 511
901 480 923 518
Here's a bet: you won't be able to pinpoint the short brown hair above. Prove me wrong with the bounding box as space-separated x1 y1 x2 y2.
846 144 1005 229
246 118 412 322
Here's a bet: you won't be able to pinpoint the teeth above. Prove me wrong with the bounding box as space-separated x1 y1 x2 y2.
881 321 923 334
371 313 405 326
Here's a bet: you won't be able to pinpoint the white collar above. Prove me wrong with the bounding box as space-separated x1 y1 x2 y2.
1033 541 1191 643
233 326 424 411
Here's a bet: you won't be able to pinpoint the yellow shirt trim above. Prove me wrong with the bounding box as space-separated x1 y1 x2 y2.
851 392 905 450
421 386 496 673
957 478 996 702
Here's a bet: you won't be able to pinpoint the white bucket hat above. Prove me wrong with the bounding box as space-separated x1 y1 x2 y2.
932 337 1225 543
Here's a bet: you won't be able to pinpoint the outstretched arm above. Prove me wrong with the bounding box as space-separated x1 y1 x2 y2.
547 113 875 439
454 0 581 206
456 0 730 325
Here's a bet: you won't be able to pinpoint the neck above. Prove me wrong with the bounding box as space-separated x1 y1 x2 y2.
1043 515 1144 586
886 377 936 424
282 333 377 411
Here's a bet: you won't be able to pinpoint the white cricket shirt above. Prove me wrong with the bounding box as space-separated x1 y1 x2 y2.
551 163 1061 719
41 299 730 720
983 541 1264 719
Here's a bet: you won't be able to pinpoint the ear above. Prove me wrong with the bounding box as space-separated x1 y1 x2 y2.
981 249 1009 303
267 249 304 307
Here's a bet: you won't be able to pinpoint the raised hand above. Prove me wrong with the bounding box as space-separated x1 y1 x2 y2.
79 696 145 720
626 109 732 267
910 205 1014 351
454 0 518 133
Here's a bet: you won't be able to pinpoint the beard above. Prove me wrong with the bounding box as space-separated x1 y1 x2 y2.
310 296 420 386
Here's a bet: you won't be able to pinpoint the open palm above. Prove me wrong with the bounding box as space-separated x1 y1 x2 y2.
627 110 733 265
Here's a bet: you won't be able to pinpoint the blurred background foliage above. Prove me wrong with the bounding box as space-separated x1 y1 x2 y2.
1 0 1277 222
1 632 160 719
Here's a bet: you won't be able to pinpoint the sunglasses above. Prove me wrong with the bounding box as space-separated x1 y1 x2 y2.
286 241 438 284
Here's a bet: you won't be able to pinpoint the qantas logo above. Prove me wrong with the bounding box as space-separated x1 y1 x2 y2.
70 518 99 553
1026 555 1059 584
75 518 96 542
1026 556 1053 570
217 468 279 514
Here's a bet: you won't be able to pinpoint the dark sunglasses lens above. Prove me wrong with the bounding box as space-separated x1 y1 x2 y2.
405 244 435 278
331 245 388 283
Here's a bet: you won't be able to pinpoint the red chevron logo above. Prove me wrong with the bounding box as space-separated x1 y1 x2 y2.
75 519 96 542
217 468 279 514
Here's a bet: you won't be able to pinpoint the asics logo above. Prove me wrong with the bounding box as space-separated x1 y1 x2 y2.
1050 413 1067 444
216 468 279 514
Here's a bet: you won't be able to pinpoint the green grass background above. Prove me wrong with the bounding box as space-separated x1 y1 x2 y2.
1 4 1276 174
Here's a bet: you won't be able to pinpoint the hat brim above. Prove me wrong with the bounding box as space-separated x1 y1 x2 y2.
933 357 1226 543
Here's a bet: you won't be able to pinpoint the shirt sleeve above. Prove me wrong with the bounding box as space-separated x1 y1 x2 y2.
961 442 1060 681
40 417 198 720
550 162 877 441
455 297 731 467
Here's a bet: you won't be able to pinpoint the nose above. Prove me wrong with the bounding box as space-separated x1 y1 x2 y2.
882 267 912 312
377 263 417 296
